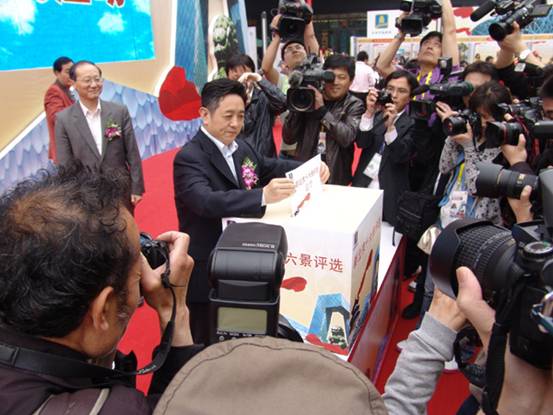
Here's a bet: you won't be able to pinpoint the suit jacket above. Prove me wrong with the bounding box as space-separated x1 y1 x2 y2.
55 100 145 195
44 82 74 163
352 111 414 226
173 129 300 303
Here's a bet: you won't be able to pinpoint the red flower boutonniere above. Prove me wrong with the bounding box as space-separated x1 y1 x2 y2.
241 157 259 190
105 121 122 142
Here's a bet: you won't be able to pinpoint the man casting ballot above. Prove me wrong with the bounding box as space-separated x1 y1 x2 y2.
173 78 330 343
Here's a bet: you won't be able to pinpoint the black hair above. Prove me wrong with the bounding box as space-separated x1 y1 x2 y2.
323 54 356 80
0 164 136 337
485 56 494 62
225 54 255 76
280 39 306 61
384 69 419 94
53 56 73 73
539 73 553 99
356 51 369 62
462 61 499 81
201 78 247 111
69 60 103 81
469 81 512 120
419 31 442 47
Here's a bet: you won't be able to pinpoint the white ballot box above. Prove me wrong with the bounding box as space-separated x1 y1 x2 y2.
222 184 382 355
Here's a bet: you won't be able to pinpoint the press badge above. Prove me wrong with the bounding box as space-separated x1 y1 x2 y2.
363 153 382 180
514 62 526 72
440 190 468 228
317 131 326 155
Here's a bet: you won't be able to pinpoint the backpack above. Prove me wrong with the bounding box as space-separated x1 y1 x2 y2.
33 388 110 415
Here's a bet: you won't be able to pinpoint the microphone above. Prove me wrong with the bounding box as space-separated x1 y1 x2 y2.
288 70 303 87
470 0 496 22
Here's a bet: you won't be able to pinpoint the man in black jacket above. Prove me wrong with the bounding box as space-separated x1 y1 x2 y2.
352 70 417 226
225 54 287 158
283 54 364 185
0 165 199 414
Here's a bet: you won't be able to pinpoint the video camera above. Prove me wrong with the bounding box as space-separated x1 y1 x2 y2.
429 168 553 412
409 57 470 121
398 0 442 36
207 222 302 345
287 55 335 112
277 0 313 42
470 0 552 42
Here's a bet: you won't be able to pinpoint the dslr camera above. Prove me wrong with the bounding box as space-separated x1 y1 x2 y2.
442 109 481 137
207 222 301 345
376 90 393 106
277 0 313 42
398 0 442 36
429 167 553 371
470 0 551 41
287 55 335 112
409 57 469 121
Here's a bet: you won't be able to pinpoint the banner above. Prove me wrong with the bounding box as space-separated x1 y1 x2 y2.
0 0 155 71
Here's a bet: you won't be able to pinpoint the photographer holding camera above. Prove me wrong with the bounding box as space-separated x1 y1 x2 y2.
0 165 199 414
351 70 417 225
282 54 365 185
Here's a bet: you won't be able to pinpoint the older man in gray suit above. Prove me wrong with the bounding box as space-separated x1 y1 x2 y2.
55 60 145 206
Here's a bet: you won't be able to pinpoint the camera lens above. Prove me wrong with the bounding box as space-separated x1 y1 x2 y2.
287 88 314 112
489 21 510 41
443 116 468 136
485 122 523 146
475 162 538 199
430 219 517 301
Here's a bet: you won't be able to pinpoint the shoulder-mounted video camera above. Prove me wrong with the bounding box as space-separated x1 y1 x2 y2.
277 0 313 42
470 0 552 41
397 0 442 36
287 54 335 112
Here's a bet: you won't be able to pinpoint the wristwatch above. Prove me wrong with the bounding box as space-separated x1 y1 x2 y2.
518 49 532 61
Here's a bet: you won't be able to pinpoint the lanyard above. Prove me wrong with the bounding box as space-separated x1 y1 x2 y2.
413 70 433 101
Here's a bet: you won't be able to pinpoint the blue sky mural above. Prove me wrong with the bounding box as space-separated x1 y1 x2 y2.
0 0 154 71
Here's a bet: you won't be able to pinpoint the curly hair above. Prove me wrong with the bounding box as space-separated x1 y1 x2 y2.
0 164 137 337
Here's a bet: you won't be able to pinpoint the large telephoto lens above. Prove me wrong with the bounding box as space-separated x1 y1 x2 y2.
429 219 517 301
475 162 538 199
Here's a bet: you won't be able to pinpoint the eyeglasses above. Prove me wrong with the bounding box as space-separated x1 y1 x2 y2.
77 77 103 86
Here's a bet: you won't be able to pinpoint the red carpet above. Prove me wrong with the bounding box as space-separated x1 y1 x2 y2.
121 135 468 412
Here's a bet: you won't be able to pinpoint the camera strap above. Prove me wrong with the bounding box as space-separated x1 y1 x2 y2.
481 281 526 415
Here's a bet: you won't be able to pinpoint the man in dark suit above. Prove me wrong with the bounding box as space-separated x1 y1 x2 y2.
174 79 330 343
55 60 145 208
352 70 417 226
44 56 74 163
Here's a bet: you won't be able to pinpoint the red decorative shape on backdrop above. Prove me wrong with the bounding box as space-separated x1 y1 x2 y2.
282 277 307 292
456 28 472 36
305 334 348 355
453 7 473 18
158 66 201 121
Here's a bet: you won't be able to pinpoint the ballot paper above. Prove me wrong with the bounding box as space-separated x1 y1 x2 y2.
286 154 322 216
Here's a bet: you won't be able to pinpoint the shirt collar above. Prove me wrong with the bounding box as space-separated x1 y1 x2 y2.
79 99 101 117
201 126 238 157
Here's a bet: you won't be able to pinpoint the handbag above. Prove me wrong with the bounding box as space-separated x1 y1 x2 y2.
394 191 441 241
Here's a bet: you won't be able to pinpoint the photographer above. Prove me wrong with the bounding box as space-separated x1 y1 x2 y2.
282 54 365 185
0 166 199 414
376 0 459 80
352 70 417 225
225 54 287 158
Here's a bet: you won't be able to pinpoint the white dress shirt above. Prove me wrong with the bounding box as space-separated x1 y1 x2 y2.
201 126 239 182
79 100 103 156
350 61 377 93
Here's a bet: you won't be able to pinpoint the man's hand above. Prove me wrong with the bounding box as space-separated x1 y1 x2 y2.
320 162 330 183
456 267 553 415
238 72 262 85
308 85 325 110
131 194 143 206
270 14 282 37
427 288 466 332
501 133 527 166
141 231 194 346
263 178 295 204
508 184 533 223
383 103 398 131
365 88 378 118
436 101 456 122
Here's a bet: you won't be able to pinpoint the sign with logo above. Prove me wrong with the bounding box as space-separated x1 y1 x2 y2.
375 14 388 30
366 10 402 39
